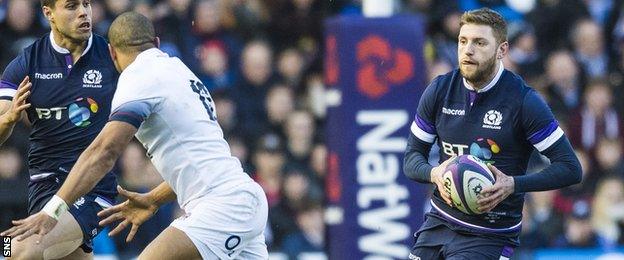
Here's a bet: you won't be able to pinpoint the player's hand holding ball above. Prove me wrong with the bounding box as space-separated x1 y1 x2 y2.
477 164 514 213
430 155 457 207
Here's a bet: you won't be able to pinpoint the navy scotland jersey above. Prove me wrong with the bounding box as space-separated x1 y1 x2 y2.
0 33 118 195
405 63 581 238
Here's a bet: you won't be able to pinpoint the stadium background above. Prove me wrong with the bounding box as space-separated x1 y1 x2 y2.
1 0 624 259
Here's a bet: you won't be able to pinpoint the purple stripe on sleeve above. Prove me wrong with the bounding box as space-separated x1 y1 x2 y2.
501 246 514 258
415 115 436 134
528 120 558 144
0 80 18 90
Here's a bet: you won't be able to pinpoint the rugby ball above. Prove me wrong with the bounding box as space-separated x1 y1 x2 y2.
442 155 495 215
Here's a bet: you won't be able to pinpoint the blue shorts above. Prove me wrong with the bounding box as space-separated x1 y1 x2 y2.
28 176 116 253
410 217 516 260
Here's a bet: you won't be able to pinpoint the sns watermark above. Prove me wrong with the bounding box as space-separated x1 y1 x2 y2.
2 236 10 257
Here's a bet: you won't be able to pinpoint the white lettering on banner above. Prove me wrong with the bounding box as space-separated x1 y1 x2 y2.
356 110 410 259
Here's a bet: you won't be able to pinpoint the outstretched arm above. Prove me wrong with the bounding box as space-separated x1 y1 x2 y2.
57 121 137 204
1 121 137 241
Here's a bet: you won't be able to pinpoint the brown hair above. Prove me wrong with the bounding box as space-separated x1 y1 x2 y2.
41 0 57 8
108 12 156 53
460 8 508 44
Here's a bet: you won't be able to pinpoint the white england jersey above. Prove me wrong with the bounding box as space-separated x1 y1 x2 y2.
110 48 251 210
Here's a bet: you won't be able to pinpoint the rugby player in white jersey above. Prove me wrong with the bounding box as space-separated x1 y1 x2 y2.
2 12 269 260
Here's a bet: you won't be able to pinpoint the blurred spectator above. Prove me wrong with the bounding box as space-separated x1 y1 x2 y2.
268 0 323 57
427 59 453 82
197 40 235 91
526 0 588 55
154 0 193 59
0 0 42 68
544 49 585 120
230 40 275 143
0 147 28 231
284 110 316 172
214 91 238 135
189 0 242 80
253 133 286 207
507 22 541 77
531 190 564 246
594 137 624 177
277 47 307 93
582 0 616 26
280 200 325 259
430 7 461 66
269 170 318 250
309 143 327 186
90 0 109 36
554 199 600 248
266 83 295 138
568 79 622 153
572 19 609 78
592 176 624 249
227 134 252 173
520 196 551 250
133 0 155 21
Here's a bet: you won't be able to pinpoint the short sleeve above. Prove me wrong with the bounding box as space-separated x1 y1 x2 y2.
109 99 159 128
1 54 28 100
110 68 162 128
522 89 564 152
410 76 441 143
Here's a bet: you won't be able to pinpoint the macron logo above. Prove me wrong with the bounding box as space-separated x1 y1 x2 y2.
442 107 465 116
34 73 63 80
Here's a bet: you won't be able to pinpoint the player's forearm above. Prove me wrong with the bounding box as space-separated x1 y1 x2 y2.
147 182 177 207
57 138 124 204
403 134 434 183
514 137 582 192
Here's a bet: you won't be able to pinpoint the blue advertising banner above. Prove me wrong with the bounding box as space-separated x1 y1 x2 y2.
324 15 429 259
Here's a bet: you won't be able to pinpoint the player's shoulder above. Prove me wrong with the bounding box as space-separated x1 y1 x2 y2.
498 69 536 99
425 69 461 97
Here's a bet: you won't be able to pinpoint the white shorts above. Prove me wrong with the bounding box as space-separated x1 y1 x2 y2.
171 181 269 259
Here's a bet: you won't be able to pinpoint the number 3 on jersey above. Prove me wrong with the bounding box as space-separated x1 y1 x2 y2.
189 80 217 121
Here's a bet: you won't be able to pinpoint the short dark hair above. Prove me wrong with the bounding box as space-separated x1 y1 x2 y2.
460 8 508 44
41 0 57 8
108 12 156 53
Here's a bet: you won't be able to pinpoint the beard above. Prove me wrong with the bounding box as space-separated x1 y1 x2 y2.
460 54 498 84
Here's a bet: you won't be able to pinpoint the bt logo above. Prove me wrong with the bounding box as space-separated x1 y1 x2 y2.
441 138 501 162
35 97 99 127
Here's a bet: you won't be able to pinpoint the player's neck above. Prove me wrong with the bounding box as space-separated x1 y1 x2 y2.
117 51 141 72
51 30 89 64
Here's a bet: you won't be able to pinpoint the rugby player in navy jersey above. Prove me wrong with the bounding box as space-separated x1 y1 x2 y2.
0 0 118 259
403 8 581 259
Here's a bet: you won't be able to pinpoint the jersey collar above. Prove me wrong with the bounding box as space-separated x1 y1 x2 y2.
49 31 93 57
136 48 169 61
462 61 504 93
